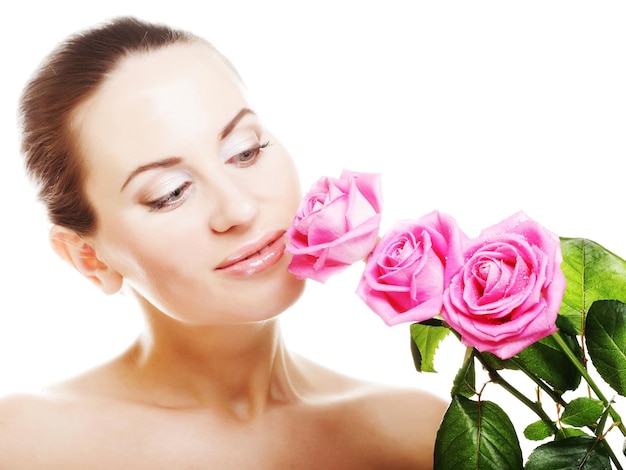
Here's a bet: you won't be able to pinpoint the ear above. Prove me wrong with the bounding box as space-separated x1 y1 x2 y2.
49 225 123 295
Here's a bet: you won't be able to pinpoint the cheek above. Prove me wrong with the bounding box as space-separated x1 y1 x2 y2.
94 215 197 284
284 167 302 215
263 145 302 216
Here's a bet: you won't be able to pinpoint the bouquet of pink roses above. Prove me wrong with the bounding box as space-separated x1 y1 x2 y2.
287 170 626 470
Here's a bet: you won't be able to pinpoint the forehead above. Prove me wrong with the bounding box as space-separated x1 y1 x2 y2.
71 42 248 173
106 41 239 92
74 41 245 125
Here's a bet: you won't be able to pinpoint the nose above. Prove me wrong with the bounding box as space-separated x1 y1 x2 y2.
208 174 259 233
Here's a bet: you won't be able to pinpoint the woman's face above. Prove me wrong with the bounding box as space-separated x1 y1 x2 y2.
72 42 304 324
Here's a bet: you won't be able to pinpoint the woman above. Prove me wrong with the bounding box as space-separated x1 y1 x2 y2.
0 16 447 468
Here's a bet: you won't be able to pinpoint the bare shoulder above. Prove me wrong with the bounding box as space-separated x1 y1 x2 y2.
0 386 135 469
356 381 448 430
301 355 449 434
0 391 54 434
297 357 449 468
0 391 67 468
353 381 448 468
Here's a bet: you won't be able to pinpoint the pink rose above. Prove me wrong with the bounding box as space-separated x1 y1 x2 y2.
356 211 468 326
286 170 382 283
442 211 566 360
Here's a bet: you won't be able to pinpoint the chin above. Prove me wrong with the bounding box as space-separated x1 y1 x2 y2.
257 272 306 321
279 274 306 311
262 252 306 309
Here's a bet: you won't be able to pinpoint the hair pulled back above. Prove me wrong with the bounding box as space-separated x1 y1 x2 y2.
19 16 201 235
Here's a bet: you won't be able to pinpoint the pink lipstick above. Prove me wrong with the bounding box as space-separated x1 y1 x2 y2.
216 231 287 276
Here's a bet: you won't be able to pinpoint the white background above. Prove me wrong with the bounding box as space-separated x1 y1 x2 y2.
1 0 625 463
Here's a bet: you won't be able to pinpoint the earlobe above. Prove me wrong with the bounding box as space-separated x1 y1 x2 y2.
49 225 123 295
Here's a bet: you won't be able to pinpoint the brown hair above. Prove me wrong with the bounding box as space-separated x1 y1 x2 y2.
18 16 204 235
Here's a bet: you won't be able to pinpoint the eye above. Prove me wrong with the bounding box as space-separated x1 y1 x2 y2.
146 181 192 211
227 141 271 168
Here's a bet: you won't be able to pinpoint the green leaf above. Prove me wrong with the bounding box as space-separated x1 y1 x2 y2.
451 348 476 398
515 333 581 392
555 314 578 337
525 436 611 469
555 427 589 440
560 238 626 333
561 397 604 427
434 395 523 470
594 399 612 438
585 299 626 396
524 420 556 441
410 322 450 373
481 350 516 371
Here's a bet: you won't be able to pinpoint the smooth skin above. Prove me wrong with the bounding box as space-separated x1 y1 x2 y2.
0 44 447 469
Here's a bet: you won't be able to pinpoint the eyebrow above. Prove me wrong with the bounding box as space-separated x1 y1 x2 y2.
120 108 256 192
120 157 183 191
220 107 255 140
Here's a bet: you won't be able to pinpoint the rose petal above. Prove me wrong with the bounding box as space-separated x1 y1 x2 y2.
286 170 383 283
357 211 468 326
441 211 566 359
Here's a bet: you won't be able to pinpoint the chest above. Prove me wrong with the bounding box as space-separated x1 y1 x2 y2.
41 403 387 470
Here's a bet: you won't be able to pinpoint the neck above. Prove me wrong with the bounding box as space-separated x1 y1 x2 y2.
122 306 302 419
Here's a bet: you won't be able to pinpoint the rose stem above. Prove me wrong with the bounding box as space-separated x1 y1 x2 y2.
552 331 626 436
471 349 556 429
507 357 567 407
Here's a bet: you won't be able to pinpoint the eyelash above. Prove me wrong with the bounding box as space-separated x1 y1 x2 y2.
147 181 192 211
146 140 271 211
227 140 271 167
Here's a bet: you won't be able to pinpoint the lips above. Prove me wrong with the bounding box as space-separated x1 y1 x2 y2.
216 230 288 276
